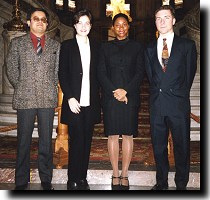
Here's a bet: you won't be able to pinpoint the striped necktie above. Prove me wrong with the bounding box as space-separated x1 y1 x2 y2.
37 37 42 55
161 38 169 72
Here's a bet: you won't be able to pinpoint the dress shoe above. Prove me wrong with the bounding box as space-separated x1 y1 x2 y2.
151 183 168 190
111 176 121 190
77 179 90 190
14 183 28 190
67 181 79 190
120 176 130 190
41 182 54 190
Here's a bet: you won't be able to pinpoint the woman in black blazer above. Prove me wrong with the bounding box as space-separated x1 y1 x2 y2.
58 9 101 190
98 13 145 190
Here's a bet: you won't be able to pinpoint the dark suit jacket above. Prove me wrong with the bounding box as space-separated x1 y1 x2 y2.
58 38 101 125
145 35 197 117
98 39 145 107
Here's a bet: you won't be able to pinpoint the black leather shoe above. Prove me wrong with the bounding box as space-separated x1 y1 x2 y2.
77 179 90 190
120 176 130 190
14 183 28 190
151 183 168 190
41 182 54 190
111 176 121 190
67 181 79 190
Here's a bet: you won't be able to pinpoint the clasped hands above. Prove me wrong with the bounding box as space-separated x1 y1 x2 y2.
68 88 128 114
113 88 128 104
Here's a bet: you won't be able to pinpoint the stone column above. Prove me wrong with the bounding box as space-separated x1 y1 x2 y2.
2 30 26 95
0 30 26 113
184 4 200 74
0 0 27 113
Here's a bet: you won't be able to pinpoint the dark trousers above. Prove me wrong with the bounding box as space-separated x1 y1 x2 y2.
150 114 190 188
15 108 55 186
67 107 94 182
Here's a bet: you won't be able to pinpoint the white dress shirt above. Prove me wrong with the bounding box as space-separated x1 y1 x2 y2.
76 35 91 107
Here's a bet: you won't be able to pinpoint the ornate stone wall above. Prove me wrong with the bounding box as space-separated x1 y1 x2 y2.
184 4 200 74
0 18 6 94
0 0 13 94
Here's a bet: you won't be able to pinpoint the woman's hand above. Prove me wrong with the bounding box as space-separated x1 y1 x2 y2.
113 89 128 104
68 98 81 114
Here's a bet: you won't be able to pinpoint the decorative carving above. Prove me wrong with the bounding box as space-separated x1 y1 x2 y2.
110 0 132 22
53 83 69 169
3 0 27 32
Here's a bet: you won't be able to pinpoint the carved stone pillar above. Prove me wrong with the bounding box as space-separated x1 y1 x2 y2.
2 30 26 95
184 4 200 74
0 30 26 113
0 0 27 113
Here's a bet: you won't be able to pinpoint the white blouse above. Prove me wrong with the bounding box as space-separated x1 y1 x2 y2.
76 35 91 107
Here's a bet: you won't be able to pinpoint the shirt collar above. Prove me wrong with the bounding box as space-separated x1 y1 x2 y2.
76 34 89 46
30 32 45 41
158 32 174 41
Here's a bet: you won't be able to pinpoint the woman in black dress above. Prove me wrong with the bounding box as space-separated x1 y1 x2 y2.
98 13 145 190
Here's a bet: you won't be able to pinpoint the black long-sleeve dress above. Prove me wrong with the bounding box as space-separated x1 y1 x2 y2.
98 38 145 137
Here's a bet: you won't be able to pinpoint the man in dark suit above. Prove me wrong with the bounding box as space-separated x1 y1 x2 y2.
6 8 60 190
145 5 197 190
58 9 101 190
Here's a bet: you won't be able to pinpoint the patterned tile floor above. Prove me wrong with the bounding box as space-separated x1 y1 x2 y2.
0 135 201 191
0 135 200 173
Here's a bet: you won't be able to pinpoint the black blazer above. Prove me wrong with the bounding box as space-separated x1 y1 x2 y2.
98 39 145 107
58 38 101 124
145 35 197 117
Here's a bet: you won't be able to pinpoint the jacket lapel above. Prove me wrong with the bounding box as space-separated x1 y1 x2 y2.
149 40 163 80
25 34 37 56
89 39 95 78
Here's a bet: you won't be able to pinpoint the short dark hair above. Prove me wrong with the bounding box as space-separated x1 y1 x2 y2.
112 13 130 26
72 8 93 25
27 8 49 22
155 5 175 18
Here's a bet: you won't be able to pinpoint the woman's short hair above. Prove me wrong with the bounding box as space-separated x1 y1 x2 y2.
112 13 130 26
72 8 93 25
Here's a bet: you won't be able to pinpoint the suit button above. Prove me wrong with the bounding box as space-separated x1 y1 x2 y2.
160 89 162 92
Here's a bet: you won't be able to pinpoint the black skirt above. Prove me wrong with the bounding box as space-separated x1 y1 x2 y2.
102 98 139 137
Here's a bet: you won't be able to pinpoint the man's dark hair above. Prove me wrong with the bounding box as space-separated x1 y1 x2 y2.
27 8 49 23
155 5 175 18
72 8 93 25
112 13 130 26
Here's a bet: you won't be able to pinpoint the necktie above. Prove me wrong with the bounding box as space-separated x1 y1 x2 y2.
161 38 169 72
37 37 42 55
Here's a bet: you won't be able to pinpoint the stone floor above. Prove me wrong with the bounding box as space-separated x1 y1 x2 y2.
0 183 200 190
0 168 200 188
0 136 200 171
0 134 201 192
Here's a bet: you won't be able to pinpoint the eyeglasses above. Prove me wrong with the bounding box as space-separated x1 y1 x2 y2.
31 16 47 23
